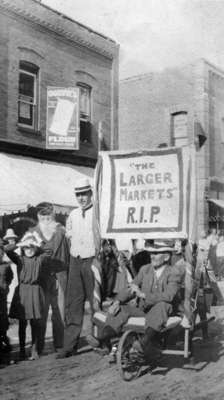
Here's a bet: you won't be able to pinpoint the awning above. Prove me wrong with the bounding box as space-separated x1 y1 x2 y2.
208 198 224 209
0 153 94 215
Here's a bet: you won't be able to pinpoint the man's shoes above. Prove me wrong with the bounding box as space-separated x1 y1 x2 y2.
86 334 100 348
56 348 77 359
94 341 111 356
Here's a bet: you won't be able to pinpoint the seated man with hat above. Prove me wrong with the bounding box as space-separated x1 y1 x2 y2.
94 240 182 362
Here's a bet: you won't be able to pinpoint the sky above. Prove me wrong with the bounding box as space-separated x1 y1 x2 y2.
42 0 224 79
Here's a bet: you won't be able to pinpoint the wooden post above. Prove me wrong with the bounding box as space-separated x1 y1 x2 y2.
184 328 190 358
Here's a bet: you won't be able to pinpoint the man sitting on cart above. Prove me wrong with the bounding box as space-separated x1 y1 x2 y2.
94 240 183 362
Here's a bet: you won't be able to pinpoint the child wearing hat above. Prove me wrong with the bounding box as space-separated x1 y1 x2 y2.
0 239 13 363
6 232 54 360
3 228 18 245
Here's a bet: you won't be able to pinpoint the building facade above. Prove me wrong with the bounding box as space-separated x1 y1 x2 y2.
119 59 224 236
0 0 119 233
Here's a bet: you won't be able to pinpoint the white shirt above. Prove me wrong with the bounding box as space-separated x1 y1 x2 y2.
207 235 218 247
216 241 224 258
154 265 166 280
66 205 95 258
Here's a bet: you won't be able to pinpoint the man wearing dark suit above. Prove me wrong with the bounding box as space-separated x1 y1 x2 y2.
95 240 182 359
30 202 70 352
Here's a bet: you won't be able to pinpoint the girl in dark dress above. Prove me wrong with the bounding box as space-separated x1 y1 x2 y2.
7 232 52 360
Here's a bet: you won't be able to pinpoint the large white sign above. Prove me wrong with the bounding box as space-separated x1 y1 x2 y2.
46 87 79 150
94 147 196 241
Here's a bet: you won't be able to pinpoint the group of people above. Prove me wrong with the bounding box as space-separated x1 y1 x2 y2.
0 200 70 362
92 238 194 363
0 176 217 366
0 178 109 363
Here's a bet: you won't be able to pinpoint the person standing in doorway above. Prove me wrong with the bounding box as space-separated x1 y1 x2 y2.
30 202 69 353
57 178 99 359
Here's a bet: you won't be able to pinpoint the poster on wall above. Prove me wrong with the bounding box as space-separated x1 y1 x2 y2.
94 146 196 242
46 87 79 150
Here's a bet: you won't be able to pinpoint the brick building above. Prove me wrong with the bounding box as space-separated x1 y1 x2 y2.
119 59 224 236
0 0 119 234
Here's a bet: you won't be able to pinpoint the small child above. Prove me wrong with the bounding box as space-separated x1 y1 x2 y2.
0 239 13 363
6 232 52 360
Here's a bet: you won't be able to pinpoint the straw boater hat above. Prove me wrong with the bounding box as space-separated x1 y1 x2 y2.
3 228 18 241
144 240 175 253
17 232 42 248
74 178 92 194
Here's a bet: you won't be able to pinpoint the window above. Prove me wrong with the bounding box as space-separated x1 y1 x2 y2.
18 61 39 129
171 111 188 147
77 83 91 143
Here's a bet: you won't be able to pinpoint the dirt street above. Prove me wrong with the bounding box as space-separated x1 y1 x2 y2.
1 308 224 400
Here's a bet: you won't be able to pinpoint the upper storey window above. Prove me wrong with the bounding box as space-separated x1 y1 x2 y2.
18 61 39 130
77 83 91 143
171 111 188 147
78 83 91 121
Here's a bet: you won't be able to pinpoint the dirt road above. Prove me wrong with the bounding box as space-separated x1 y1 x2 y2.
1 308 224 400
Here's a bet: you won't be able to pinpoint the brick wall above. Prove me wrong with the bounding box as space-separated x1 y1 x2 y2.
119 64 195 150
119 60 224 236
0 17 8 139
0 1 119 164
208 70 224 179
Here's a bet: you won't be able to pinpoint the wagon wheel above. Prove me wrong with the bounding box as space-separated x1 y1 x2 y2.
117 330 143 381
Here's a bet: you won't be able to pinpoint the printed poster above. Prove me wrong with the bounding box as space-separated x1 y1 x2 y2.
46 87 79 150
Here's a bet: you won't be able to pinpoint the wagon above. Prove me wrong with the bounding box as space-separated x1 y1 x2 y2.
93 292 215 381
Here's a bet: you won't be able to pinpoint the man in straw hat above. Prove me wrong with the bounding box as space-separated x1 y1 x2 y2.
93 240 182 362
57 178 99 358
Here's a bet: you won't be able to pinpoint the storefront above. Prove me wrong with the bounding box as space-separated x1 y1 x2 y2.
0 152 94 236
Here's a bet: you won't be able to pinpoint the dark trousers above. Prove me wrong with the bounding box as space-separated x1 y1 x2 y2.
102 259 117 299
41 271 67 351
63 256 94 352
105 301 173 334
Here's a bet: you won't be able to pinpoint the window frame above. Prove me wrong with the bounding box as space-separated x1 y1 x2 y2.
77 82 92 144
171 111 188 147
18 62 39 131
77 82 92 122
